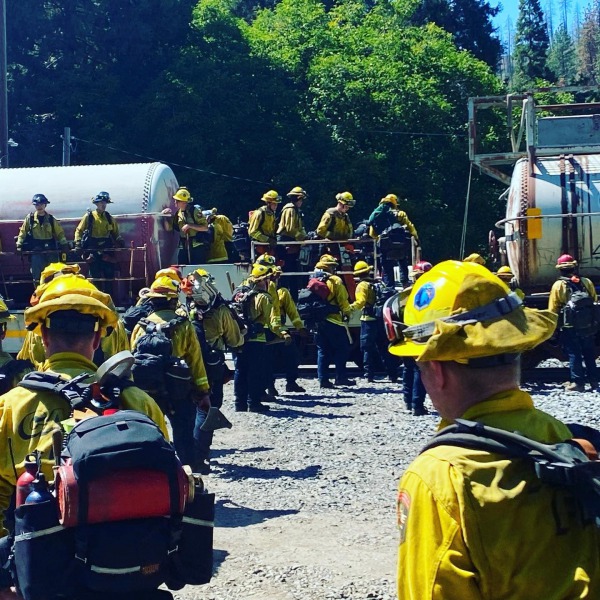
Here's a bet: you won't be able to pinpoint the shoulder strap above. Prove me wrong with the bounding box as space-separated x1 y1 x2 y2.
28 212 35 230
86 208 94 236
105 211 113 225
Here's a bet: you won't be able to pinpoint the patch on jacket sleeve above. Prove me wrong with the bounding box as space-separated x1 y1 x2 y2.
397 490 411 544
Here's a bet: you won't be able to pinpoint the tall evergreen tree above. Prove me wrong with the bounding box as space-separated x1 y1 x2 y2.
547 24 577 83
577 5 600 84
409 0 502 67
512 0 551 89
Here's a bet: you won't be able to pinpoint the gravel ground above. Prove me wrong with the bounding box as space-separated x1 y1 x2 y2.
172 365 600 600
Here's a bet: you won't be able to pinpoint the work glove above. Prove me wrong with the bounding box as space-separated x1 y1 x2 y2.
194 391 212 412
282 332 293 346
268 237 277 247
297 327 309 339
15 246 22 254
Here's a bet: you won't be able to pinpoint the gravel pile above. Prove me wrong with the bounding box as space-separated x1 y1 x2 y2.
174 368 599 600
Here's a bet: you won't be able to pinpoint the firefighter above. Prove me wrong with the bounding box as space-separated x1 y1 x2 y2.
316 192 355 241
401 260 432 415
233 264 276 412
463 252 486 265
270 266 309 393
548 254 598 392
495 265 525 300
277 187 308 300
74 191 125 296
162 187 210 265
0 296 32 394
16 194 70 285
248 190 281 255
349 261 399 383
367 193 418 288
185 269 244 473
204 208 234 264
313 254 354 388
387 260 600 599
130 276 211 465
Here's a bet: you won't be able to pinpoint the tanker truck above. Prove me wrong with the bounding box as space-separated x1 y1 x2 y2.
0 162 182 351
469 89 600 299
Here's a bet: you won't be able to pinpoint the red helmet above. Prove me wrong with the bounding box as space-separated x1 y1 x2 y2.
556 254 577 269
413 260 433 274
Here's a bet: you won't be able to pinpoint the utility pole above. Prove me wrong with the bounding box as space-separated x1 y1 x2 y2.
62 127 71 166
0 0 8 168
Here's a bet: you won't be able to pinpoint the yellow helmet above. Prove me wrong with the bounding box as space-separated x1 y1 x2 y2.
25 275 117 336
255 254 276 267
380 194 398 206
173 187 192 203
0 296 15 324
287 187 307 199
463 253 486 265
496 266 514 280
250 264 271 280
387 260 556 362
155 266 183 284
353 260 373 276
146 276 180 299
315 254 339 271
336 191 355 207
261 190 282 203
40 262 81 286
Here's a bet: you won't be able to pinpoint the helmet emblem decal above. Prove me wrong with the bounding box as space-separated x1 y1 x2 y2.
414 283 435 310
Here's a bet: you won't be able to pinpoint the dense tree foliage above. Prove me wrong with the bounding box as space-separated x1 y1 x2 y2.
5 0 505 262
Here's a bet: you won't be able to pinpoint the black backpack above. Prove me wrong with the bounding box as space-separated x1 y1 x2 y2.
561 278 600 337
11 372 214 599
378 223 410 256
232 221 251 258
80 209 114 251
0 358 33 395
372 283 397 318
296 274 338 327
122 301 154 337
422 418 600 527
131 317 192 405
230 284 266 338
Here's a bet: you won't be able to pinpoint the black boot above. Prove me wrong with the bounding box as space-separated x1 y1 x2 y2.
319 379 335 389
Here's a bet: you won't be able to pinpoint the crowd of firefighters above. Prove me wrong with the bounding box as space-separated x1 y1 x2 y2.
6 186 597 477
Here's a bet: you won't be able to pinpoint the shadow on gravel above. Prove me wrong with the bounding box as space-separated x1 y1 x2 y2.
270 398 354 409
212 548 229 572
216 463 321 482
215 499 299 528
212 446 274 458
266 408 353 419
276 393 354 401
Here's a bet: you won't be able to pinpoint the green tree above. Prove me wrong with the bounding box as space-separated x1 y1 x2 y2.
547 24 577 84
512 0 551 89
409 0 503 67
576 5 600 84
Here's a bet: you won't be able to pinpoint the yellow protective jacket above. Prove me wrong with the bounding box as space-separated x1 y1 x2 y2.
74 209 123 245
100 319 131 358
173 205 208 247
325 275 351 325
548 276 597 316
397 388 600 600
207 215 233 263
277 203 307 241
277 287 304 330
17 331 46 369
16 212 68 248
247 290 275 343
203 303 244 352
0 352 168 536
249 206 277 243
316 208 353 240
349 279 376 321
131 310 209 392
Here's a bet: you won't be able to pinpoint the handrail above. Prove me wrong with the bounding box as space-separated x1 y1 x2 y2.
495 211 600 229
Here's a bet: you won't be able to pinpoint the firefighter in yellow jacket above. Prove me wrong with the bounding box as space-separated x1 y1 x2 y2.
388 260 600 599
204 208 234 263
0 275 168 543
316 192 355 241
313 254 354 389
131 276 210 466
74 191 125 296
16 194 70 285
277 187 308 300
248 190 281 253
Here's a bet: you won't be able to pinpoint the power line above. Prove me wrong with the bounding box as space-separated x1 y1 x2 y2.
71 136 273 185
361 129 467 137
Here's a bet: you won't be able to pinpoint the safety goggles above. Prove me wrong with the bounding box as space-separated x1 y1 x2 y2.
382 294 407 343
